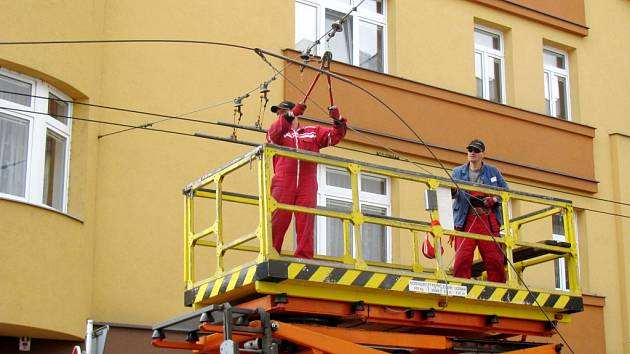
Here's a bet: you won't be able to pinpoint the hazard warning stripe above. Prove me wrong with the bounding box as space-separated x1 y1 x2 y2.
184 260 583 313
184 263 258 307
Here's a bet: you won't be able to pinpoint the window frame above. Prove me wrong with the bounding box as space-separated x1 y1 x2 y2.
474 24 506 104
295 0 388 73
316 164 392 263
543 46 572 120
0 67 72 212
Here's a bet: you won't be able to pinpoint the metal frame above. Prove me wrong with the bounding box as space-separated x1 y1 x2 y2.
152 296 563 353
182 144 581 317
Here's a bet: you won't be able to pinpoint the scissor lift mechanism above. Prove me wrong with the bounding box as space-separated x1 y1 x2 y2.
152 295 562 353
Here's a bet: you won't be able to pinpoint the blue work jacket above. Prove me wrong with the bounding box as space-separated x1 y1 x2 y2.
452 162 508 229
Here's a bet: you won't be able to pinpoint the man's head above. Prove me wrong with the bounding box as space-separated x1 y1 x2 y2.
466 139 485 164
271 100 295 115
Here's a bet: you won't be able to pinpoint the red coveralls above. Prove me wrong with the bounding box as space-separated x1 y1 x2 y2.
266 114 347 258
453 192 505 282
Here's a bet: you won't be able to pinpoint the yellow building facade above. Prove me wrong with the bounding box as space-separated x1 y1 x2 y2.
0 0 628 353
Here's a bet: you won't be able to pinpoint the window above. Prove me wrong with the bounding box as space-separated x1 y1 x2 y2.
474 25 505 103
543 47 571 120
551 214 579 290
0 68 72 212
316 166 391 262
295 0 387 72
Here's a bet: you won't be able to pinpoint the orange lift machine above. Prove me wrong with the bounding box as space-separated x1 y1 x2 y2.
151 144 582 353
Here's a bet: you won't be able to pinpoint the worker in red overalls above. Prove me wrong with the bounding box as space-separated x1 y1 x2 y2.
266 101 347 258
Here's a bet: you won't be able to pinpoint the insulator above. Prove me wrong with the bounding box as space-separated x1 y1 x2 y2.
259 82 270 94
300 49 312 60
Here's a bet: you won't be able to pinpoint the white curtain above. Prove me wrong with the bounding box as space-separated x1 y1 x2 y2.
324 199 353 257
361 204 387 262
0 113 29 197
323 199 388 262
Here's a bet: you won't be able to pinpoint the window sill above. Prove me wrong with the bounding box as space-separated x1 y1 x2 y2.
0 195 84 223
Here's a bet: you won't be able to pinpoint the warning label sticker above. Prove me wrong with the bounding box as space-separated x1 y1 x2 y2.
408 280 467 297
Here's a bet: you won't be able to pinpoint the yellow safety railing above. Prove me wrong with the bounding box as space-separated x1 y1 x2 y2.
183 144 580 298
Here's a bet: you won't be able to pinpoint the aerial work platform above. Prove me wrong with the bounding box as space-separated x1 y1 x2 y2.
154 144 582 353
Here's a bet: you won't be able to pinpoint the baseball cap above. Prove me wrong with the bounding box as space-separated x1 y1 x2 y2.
466 139 486 152
270 100 295 113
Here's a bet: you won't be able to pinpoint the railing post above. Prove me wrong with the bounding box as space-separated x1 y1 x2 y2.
412 231 423 272
430 209 447 279
257 149 270 261
501 192 517 287
215 176 224 275
262 148 279 259
348 163 367 269
185 193 194 287
564 206 580 293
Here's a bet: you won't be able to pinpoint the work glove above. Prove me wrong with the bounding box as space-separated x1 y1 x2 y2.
483 196 498 208
291 103 307 117
328 105 341 121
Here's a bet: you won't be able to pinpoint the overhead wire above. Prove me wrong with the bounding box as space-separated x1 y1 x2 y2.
254 49 577 353
0 105 257 147
0 89 223 128
0 39 254 51
256 50 436 177
1 39 620 203
299 0 367 60
98 97 234 139
0 37 616 351
3 86 626 209
4 94 626 221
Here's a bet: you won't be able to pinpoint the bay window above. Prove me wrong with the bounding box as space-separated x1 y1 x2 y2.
0 68 72 212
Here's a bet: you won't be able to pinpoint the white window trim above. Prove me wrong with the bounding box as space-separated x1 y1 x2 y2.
543 46 572 121
0 67 72 213
316 164 392 262
296 0 388 73
474 24 506 104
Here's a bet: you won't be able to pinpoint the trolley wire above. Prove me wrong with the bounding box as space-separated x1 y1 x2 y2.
2 88 627 211
98 97 235 139
0 40 625 203
6 97 627 223
0 89 223 128
256 49 435 177
0 38 616 352
0 106 257 147
255 50 577 353
0 39 254 51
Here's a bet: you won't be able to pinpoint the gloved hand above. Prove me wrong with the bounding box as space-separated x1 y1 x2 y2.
483 196 498 208
291 103 307 117
328 105 341 121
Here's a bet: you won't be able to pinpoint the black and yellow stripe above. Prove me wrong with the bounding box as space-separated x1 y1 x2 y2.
185 260 582 313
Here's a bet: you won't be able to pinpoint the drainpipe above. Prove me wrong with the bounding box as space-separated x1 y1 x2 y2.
85 319 93 354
